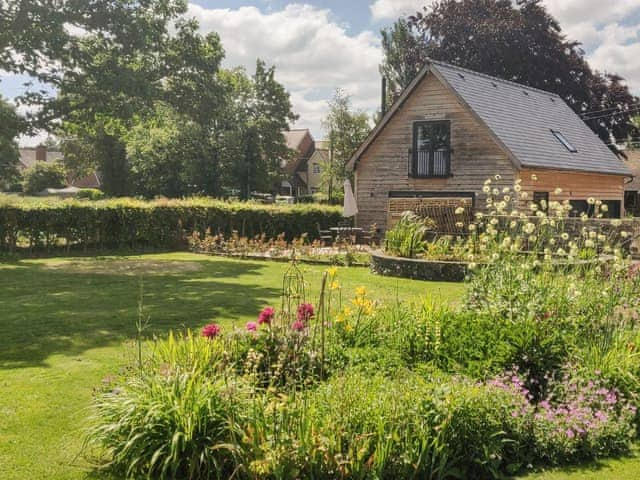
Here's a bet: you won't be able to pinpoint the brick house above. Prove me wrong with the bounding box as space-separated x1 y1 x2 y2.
347 60 632 231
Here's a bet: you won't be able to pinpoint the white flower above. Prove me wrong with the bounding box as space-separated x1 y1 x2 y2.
468 224 477 232
597 234 606 242
504 195 511 202
587 197 596 205
495 174 502 181
531 174 538 181
529 235 537 242
549 238 556 245
514 184 522 192
492 188 500 196
483 186 491 193
502 187 510 194
521 192 528 200
588 231 597 239
554 187 563 195
557 248 566 256
585 239 595 248
621 231 630 238
456 222 464 228
612 219 622 227
455 207 465 215
490 218 499 226
601 204 609 212
561 233 569 241
484 178 492 185
510 221 517 229
529 203 538 211
524 223 536 234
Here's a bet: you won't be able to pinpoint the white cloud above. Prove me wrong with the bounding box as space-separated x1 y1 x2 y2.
370 0 424 21
188 3 381 138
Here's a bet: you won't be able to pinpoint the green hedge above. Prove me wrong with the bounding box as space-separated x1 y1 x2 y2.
0 195 343 252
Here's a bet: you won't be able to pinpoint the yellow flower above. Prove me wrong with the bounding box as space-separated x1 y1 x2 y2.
355 286 367 297
330 280 340 290
326 267 338 278
342 306 352 316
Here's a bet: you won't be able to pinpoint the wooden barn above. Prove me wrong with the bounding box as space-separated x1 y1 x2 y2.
347 60 632 232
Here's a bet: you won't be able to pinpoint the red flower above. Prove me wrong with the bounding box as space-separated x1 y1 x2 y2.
246 321 258 332
258 307 275 325
297 303 314 323
202 323 221 339
292 320 305 331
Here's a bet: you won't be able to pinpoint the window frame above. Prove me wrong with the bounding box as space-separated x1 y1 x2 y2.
551 130 578 153
410 120 452 179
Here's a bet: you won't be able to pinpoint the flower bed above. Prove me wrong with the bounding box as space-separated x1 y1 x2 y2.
86 177 640 480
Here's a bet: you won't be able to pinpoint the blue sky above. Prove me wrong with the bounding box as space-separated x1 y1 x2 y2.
5 0 640 145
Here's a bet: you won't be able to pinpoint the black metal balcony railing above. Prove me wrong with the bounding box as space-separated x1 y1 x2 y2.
408 148 451 178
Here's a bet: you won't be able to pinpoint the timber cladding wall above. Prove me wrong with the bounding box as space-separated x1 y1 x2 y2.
354 72 515 232
518 169 626 210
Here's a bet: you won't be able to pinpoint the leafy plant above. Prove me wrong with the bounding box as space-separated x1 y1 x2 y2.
384 211 434 258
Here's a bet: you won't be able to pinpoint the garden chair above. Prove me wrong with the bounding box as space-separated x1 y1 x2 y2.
317 223 333 246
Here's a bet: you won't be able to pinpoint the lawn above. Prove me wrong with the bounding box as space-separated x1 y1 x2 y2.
0 253 462 479
1 253 638 479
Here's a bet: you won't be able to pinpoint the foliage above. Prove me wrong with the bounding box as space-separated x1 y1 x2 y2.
0 96 22 188
384 211 434 258
22 161 66 194
379 19 427 111
0 195 342 252
379 0 640 144
124 103 218 198
76 188 105 201
321 89 371 201
88 349 249 479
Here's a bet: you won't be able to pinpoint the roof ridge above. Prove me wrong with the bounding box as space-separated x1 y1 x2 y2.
428 59 562 98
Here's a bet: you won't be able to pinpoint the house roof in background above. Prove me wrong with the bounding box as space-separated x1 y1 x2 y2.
348 60 631 177
283 129 312 151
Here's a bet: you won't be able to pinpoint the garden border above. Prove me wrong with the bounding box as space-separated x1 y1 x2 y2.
370 250 471 282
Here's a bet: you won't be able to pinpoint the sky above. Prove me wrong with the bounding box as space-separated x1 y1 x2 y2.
5 0 640 146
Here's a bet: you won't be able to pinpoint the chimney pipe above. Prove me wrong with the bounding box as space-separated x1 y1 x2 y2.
381 76 387 118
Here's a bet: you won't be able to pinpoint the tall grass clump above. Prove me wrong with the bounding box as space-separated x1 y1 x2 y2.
384 211 434 258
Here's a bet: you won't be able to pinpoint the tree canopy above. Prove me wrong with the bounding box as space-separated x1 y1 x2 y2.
0 97 21 187
4 0 297 198
321 89 371 201
381 0 639 144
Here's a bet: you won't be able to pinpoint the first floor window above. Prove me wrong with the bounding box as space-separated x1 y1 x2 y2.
411 121 451 178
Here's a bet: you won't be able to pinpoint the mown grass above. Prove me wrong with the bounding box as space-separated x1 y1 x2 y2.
0 253 462 479
1 253 638 479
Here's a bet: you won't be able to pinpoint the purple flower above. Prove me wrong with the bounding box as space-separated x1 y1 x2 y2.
258 307 275 325
297 303 314 322
246 321 258 332
202 323 221 339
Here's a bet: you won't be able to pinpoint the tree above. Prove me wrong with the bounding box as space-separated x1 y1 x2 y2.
125 103 218 198
380 19 427 112
380 0 639 143
218 61 297 199
23 162 66 194
321 90 371 201
0 97 21 188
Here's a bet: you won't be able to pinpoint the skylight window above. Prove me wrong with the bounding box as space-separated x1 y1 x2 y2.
551 130 577 153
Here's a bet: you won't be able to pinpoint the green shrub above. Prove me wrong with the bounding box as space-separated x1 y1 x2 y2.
22 162 66 194
0 195 342 252
384 211 434 258
77 188 105 200
88 365 249 479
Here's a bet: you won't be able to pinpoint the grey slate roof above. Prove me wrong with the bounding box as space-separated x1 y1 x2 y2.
348 60 631 176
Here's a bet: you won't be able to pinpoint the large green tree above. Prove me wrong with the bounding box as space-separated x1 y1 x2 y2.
0 98 21 188
218 61 297 200
381 0 639 143
322 89 371 201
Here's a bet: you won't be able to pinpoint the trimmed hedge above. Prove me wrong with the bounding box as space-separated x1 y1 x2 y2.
0 195 343 252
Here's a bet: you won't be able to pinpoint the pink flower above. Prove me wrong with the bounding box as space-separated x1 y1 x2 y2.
258 307 275 325
202 323 221 339
566 429 575 439
297 303 314 323
246 321 258 332
292 320 305 331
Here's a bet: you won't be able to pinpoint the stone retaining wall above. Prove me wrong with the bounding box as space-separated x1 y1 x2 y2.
370 251 469 282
